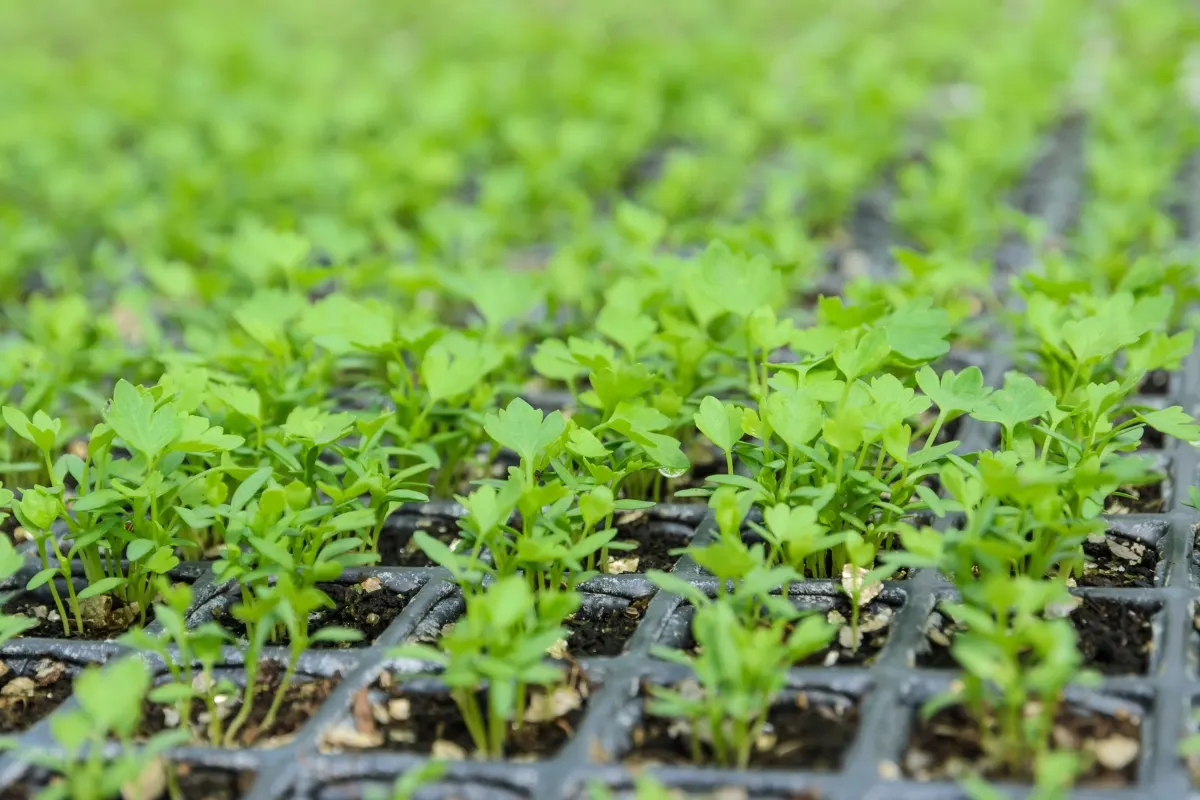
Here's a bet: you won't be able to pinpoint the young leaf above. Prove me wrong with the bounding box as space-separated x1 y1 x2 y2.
484 398 566 465
1141 406 1200 443
104 380 182 460
693 396 742 455
833 327 890 381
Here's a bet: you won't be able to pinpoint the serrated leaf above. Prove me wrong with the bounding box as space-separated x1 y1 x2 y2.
916 365 991 417
483 398 565 465
104 380 182 460
567 427 610 460
833 327 890 381
972 372 1055 432
1142 406 1200 443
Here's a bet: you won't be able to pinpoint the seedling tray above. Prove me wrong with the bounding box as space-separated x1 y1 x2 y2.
0 141 1196 800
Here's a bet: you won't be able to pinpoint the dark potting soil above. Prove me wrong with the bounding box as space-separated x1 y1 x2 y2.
903 703 1139 786
340 677 588 759
628 693 859 770
7 594 145 640
1138 369 1171 395
163 767 257 800
0 661 73 733
920 599 1155 674
1138 425 1166 451
1079 536 1158 588
797 600 893 668
138 662 337 747
1071 597 1155 675
1106 479 1166 514
613 516 691 573
217 581 413 648
564 596 651 658
377 517 464 568
916 610 961 670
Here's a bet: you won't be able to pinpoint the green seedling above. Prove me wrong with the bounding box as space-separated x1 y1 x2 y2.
120 580 237 745
648 600 835 768
0 657 188 800
389 575 579 758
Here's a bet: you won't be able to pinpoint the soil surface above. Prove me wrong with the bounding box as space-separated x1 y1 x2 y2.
917 610 963 669
612 516 691 573
1138 369 1170 395
904 703 1139 786
0 660 73 733
797 601 893 667
138 662 337 747
1071 597 1155 675
1079 536 1158 588
378 517 464 568
921 599 1155 674
628 692 858 770
564 596 651 658
165 767 256 800
217 579 413 647
1106 480 1166 514
7 594 145 640
326 674 588 760
1137 425 1166 451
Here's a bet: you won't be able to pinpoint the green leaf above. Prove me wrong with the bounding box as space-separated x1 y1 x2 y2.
693 396 742 455
144 546 181 574
71 489 125 513
310 625 366 644
75 657 150 736
49 708 92 752
422 338 488 403
1062 315 1138 365
230 466 274 514
532 339 585 381
302 295 393 353
972 372 1055 432
282 406 354 447
78 576 125 600
247 534 295 570
596 302 657 356
916 365 991 418
1141 406 1200 443
833 327 890 381
170 415 244 454
149 683 197 704
763 391 823 449
209 383 263 422
483 398 565 465
2 408 60 453
104 380 182 460
879 300 951 361
578 486 614 529
125 539 155 562
26 567 57 590
566 428 610 460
